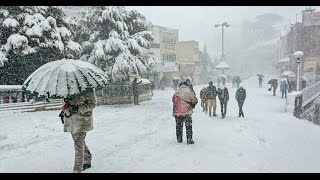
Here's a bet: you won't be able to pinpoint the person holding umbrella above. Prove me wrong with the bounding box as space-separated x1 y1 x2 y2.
62 91 97 173
268 79 278 96
23 59 109 173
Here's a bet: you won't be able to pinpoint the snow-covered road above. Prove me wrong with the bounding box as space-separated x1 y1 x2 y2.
1 76 320 172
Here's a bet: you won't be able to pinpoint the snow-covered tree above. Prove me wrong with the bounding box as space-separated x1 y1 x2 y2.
70 6 156 83
0 6 81 84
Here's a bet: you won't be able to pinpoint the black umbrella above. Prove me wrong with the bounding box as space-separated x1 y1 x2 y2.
268 79 278 84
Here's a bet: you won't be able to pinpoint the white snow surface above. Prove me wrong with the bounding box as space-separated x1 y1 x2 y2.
2 76 320 172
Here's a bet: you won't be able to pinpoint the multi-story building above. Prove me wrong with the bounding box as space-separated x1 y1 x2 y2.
143 25 179 89
276 8 320 84
175 40 200 84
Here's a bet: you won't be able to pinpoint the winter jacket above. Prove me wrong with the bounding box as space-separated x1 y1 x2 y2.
280 81 289 92
272 82 278 89
258 77 263 82
235 87 246 103
200 87 207 100
218 87 229 103
206 85 217 99
172 85 198 117
63 91 97 133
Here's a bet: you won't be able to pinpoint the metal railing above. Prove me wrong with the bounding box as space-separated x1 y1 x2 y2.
301 81 320 107
294 80 320 118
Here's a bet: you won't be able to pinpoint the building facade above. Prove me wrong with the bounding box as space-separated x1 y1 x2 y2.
175 40 200 84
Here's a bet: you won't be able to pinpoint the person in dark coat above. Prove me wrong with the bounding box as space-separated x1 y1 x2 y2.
258 76 263 87
200 87 208 113
172 81 198 144
217 85 229 118
206 81 218 117
132 78 142 105
235 86 246 117
270 80 278 96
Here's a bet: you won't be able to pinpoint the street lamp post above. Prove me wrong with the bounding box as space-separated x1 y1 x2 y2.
215 22 230 61
294 51 304 91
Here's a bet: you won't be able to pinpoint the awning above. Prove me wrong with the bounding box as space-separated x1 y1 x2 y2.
272 57 290 68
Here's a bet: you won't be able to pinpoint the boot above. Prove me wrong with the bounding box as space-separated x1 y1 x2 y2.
83 164 91 171
187 139 194 144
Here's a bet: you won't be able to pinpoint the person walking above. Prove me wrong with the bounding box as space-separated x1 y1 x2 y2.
235 86 246 117
235 76 241 89
60 91 97 173
172 81 198 144
206 81 218 117
280 79 289 98
258 76 263 87
200 87 208 113
132 77 142 105
218 85 229 118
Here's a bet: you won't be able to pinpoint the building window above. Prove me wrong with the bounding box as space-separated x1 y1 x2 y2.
162 53 176 62
162 36 176 45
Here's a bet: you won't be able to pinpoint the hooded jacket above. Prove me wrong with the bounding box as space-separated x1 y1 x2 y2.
172 85 198 117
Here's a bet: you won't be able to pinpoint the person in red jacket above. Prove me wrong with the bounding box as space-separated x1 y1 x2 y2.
172 81 198 144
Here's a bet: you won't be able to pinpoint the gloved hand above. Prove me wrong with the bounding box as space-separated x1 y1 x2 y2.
68 105 79 115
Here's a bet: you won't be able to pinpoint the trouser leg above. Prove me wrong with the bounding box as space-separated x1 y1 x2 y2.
212 99 216 115
224 102 227 116
83 142 92 165
208 99 213 116
238 102 244 116
204 100 208 113
71 132 87 173
175 117 183 142
185 116 193 141
220 102 224 116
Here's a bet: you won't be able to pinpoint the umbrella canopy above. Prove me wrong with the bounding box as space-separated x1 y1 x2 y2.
257 74 264 77
282 71 295 77
268 79 278 84
22 58 109 98
215 61 230 70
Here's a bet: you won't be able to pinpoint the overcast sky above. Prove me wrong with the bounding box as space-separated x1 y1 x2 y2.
127 6 320 53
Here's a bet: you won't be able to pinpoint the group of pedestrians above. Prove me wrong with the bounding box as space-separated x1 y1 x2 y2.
200 81 247 118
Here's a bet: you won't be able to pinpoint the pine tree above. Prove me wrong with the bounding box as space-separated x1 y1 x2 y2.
71 6 156 83
0 6 81 84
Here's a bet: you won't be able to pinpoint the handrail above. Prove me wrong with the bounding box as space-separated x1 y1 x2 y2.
301 81 320 107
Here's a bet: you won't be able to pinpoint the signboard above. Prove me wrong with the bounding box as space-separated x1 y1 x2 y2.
303 56 320 72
